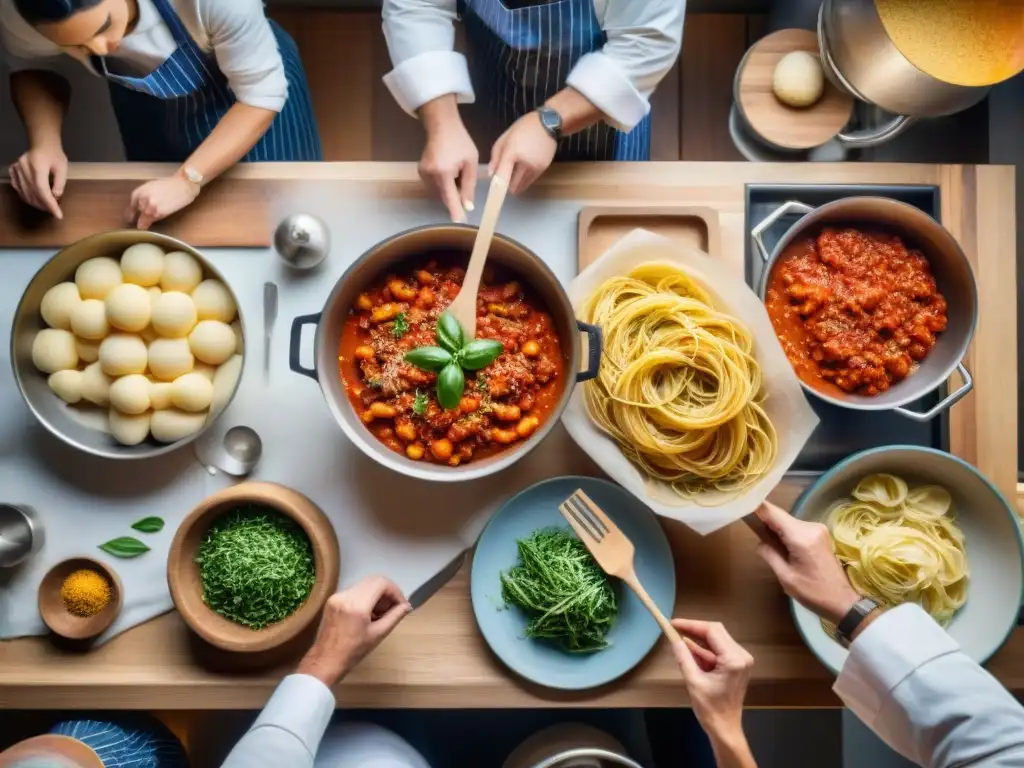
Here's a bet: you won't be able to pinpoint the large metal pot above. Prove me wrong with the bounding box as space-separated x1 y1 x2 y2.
753 197 977 422
818 0 991 147
11 231 245 460
289 225 601 482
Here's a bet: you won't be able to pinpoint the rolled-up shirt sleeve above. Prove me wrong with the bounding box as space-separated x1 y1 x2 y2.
200 0 287 111
381 0 474 117
221 674 336 768
835 604 1024 767
565 0 685 132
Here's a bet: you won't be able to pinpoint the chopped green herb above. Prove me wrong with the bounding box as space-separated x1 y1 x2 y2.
412 389 429 416
476 376 489 392
392 312 409 338
367 378 382 390
500 528 618 653
195 506 315 630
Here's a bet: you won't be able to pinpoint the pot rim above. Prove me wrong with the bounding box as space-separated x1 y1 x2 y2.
754 196 979 412
308 223 582 482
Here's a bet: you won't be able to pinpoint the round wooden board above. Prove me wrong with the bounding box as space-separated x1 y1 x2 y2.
736 29 855 150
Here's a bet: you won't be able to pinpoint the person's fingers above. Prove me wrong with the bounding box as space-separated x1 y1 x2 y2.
702 621 749 664
13 164 44 211
368 598 411 641
136 211 155 230
51 160 67 200
755 502 796 543
671 640 701 681
516 167 540 195
684 638 717 671
438 175 467 224
353 575 406 613
31 163 62 219
755 538 791 579
487 135 506 178
458 159 478 212
496 151 517 187
9 165 26 200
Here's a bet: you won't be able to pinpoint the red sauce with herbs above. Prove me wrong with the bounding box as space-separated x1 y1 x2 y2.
338 256 565 466
765 227 948 396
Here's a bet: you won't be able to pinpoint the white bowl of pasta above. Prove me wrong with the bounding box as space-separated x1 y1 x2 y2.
790 445 1024 674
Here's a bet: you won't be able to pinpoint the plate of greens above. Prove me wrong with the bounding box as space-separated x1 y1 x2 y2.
471 476 676 690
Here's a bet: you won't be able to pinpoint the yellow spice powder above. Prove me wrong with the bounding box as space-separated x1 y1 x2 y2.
61 568 112 618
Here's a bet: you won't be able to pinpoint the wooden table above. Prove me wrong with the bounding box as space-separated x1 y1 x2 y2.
0 162 1018 709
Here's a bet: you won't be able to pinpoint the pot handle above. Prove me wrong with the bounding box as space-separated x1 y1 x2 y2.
836 116 918 148
751 201 815 263
289 313 321 381
576 320 603 383
892 363 973 422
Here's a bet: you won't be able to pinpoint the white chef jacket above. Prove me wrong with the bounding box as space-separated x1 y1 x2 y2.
381 0 686 132
222 604 1024 767
0 0 287 111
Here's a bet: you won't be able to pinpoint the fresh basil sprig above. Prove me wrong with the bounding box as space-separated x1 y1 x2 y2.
99 536 151 558
405 311 503 410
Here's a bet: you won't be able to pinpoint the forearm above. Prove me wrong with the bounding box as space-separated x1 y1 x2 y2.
10 70 69 150
708 727 757 768
544 87 604 136
183 102 275 181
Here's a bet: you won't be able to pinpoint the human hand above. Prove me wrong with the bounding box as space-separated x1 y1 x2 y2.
8 142 67 219
754 501 860 624
419 95 479 223
296 575 411 688
488 111 557 195
126 175 200 230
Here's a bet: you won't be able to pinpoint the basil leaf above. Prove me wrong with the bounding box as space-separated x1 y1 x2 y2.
99 536 151 559
131 516 165 534
459 339 504 370
436 362 465 410
436 311 465 354
404 346 453 373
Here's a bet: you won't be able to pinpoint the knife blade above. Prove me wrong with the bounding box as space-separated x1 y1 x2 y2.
408 550 467 610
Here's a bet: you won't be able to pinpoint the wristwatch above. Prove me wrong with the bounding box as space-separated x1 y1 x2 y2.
536 106 563 143
836 597 879 644
180 165 204 192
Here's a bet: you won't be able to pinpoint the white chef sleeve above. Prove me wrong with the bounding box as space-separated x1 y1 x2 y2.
200 0 287 111
835 603 1024 768
565 0 685 132
221 674 336 768
381 0 474 117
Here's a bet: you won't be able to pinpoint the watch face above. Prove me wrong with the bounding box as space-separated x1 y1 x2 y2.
538 108 561 139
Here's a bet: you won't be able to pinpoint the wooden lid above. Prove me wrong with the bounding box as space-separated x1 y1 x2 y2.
736 29 855 150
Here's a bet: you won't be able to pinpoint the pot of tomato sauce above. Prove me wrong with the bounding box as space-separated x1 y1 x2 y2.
753 197 977 421
289 225 602 481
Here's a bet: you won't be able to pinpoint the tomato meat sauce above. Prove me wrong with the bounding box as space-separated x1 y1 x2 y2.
338 257 565 466
765 227 948 396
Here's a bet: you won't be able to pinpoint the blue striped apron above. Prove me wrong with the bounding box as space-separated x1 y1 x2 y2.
459 0 651 161
49 718 186 767
92 0 322 162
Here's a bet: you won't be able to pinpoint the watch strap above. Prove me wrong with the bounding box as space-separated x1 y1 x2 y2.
836 597 879 643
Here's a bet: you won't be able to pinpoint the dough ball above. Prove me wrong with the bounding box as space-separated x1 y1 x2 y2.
189 320 235 365
231 319 243 355
41 282 82 330
160 251 203 293
109 408 152 446
70 299 110 341
148 337 194 381
147 286 163 303
191 279 236 323
210 354 243 416
75 257 123 300
149 381 174 410
32 329 78 374
151 408 206 443
171 372 214 412
109 373 151 415
192 361 217 381
76 336 100 364
105 283 152 332
773 51 824 108
151 291 197 338
81 362 113 406
48 369 83 404
120 243 165 287
98 333 148 377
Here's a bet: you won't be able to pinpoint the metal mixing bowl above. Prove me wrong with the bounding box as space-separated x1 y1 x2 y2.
11 230 245 460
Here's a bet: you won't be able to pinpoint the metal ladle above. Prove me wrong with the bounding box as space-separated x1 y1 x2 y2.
194 426 264 477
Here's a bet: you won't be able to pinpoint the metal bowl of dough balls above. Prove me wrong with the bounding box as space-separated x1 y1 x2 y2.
11 231 246 459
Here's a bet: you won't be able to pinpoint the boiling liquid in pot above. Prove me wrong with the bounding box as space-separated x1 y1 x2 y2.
876 0 1024 87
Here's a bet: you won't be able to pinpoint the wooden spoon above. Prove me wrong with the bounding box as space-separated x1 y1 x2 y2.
447 174 509 340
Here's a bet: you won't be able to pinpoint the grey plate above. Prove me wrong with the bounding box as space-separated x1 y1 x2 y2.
471 476 676 691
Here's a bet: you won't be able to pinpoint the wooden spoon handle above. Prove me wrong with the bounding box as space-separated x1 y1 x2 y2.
451 174 508 339
621 570 682 644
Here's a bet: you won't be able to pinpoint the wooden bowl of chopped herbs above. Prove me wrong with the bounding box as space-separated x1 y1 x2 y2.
167 481 340 653
38 557 123 641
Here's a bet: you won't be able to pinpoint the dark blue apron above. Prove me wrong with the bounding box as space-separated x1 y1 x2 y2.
459 0 651 161
92 0 322 162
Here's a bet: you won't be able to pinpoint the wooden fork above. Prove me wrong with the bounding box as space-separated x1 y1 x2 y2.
559 488 685 647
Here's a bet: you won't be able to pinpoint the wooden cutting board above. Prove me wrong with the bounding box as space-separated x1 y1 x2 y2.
577 205 721 271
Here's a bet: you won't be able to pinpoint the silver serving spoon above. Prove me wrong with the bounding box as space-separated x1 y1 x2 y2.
194 426 263 477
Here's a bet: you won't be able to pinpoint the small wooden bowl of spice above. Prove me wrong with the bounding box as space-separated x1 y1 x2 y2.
168 481 339 653
38 557 122 640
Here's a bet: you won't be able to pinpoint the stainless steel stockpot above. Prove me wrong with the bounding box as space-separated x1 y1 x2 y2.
289 224 601 482
753 197 977 422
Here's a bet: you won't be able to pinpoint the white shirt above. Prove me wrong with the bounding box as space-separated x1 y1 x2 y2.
0 0 287 111
836 604 1024 767
381 0 686 132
